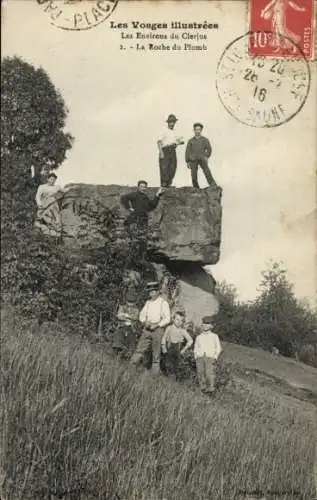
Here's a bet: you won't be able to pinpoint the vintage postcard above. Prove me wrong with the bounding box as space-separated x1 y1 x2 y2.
1 1 317 499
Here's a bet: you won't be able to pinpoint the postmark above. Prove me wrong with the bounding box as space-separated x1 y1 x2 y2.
216 32 310 128
37 0 119 31
248 0 314 59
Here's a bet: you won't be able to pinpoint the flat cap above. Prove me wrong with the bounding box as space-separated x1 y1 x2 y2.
202 316 214 324
146 281 160 291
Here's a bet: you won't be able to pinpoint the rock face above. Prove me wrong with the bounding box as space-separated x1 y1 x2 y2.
60 184 222 265
57 184 222 325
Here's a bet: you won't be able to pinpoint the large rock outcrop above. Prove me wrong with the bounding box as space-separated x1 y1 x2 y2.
55 184 222 325
60 184 222 265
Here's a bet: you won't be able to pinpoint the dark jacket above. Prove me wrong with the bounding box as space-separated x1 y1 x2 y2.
121 191 160 222
185 136 212 163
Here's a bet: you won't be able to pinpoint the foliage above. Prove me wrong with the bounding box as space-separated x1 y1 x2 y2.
0 57 130 333
1 56 73 191
1 315 316 500
213 263 317 359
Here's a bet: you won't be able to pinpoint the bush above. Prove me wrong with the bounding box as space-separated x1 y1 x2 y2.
213 264 317 361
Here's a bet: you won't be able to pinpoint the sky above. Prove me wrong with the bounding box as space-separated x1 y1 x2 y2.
2 0 317 305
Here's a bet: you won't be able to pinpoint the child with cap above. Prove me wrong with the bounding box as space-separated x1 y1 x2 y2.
194 316 222 393
161 310 193 380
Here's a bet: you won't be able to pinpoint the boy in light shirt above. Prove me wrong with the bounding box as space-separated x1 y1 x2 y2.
194 316 222 394
161 310 193 379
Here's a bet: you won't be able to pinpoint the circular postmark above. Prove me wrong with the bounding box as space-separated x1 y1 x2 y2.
216 32 311 128
37 0 119 31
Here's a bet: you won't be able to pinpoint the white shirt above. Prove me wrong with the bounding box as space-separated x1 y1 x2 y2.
36 184 62 208
161 324 193 350
158 128 184 148
194 331 222 360
139 296 171 328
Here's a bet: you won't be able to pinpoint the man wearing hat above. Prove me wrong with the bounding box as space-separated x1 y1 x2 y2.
113 289 140 356
35 172 68 237
194 316 222 394
130 281 171 375
157 114 184 187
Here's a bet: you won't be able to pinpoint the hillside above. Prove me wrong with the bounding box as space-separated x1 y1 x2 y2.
1 311 316 500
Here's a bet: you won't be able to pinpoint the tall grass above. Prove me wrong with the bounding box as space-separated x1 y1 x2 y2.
1 314 316 500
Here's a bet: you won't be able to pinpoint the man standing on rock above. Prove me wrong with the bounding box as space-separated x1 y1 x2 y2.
157 114 184 187
185 123 216 189
130 281 171 375
194 316 222 394
121 180 164 258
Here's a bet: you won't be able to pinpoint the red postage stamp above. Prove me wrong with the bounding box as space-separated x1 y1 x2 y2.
249 0 314 58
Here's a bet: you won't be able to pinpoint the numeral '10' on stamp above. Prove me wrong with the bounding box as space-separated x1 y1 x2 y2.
249 0 314 58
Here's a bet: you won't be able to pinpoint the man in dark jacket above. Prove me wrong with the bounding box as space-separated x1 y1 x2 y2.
121 181 164 257
185 123 216 189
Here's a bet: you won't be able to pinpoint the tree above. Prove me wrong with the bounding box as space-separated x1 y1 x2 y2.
1 57 73 319
255 261 316 356
1 57 73 190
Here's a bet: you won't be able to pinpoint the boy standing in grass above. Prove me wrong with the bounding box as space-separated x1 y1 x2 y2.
194 316 222 394
161 310 193 380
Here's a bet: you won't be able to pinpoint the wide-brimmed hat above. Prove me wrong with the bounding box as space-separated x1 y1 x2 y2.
166 114 178 123
146 281 160 292
202 316 214 325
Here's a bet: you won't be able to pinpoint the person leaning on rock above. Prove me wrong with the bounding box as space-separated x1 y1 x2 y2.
185 122 217 189
194 316 222 394
35 172 69 238
130 281 171 375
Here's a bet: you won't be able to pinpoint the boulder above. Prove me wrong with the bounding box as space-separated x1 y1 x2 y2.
60 184 222 265
53 184 222 325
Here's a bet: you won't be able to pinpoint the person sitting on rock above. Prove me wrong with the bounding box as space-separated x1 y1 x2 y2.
194 316 222 394
113 289 140 357
185 123 216 189
120 181 164 257
130 281 171 375
35 172 68 238
161 310 193 380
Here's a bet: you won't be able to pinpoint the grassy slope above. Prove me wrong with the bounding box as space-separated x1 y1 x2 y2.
1 316 316 500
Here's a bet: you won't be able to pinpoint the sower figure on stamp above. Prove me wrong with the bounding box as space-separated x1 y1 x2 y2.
185 123 217 189
121 181 164 259
130 281 171 375
157 114 184 187
161 310 193 380
194 316 222 394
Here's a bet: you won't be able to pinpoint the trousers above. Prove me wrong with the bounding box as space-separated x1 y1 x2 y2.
195 356 216 393
130 327 164 374
188 157 216 189
164 342 182 378
159 146 177 187
112 325 137 353
36 202 62 236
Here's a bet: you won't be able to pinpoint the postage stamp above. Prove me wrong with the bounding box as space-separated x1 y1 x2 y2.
216 32 310 128
36 0 119 31
248 0 314 59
